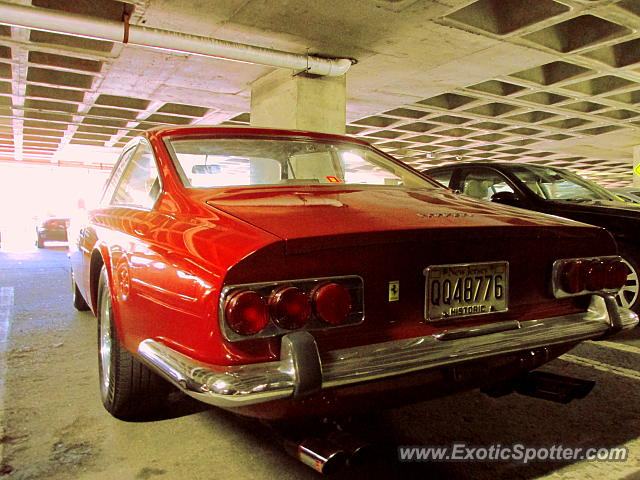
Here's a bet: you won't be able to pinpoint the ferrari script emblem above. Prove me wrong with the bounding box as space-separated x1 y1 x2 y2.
417 212 473 218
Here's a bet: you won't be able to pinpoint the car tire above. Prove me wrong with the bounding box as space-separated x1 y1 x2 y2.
616 245 640 314
71 273 91 311
36 236 44 248
97 266 170 419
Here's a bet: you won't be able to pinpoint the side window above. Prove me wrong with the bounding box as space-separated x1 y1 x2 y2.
101 147 136 205
460 168 515 201
427 169 453 187
110 143 161 208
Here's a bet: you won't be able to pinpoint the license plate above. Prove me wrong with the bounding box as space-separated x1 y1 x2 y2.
424 261 508 321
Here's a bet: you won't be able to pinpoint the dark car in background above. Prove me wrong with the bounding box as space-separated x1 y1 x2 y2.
424 162 640 313
36 217 69 248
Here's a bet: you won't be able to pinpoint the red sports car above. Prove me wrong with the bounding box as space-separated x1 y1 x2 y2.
68 126 636 426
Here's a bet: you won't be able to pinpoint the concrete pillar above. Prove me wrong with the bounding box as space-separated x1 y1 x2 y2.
634 146 640 187
250 69 346 135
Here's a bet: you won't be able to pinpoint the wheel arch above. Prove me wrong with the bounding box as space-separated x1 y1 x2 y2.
90 245 110 313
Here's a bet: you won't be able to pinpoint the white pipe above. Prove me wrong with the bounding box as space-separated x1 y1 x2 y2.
0 1 354 76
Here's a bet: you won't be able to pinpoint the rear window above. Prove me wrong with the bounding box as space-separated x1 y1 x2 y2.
165 137 437 190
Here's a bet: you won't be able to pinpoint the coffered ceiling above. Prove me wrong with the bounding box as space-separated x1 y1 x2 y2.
1 0 640 187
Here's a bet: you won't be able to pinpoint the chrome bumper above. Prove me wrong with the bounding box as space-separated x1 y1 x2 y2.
137 295 637 408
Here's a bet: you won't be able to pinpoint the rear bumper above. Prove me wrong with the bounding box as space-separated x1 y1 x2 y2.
137 294 637 409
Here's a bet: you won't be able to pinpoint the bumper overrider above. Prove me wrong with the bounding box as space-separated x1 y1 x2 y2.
137 294 637 408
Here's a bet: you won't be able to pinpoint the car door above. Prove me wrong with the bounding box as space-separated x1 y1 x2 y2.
103 139 163 296
69 144 137 303
78 140 163 308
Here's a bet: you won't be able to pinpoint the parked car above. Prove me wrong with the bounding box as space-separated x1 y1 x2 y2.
68 127 635 454
610 187 640 204
424 162 640 314
35 217 69 248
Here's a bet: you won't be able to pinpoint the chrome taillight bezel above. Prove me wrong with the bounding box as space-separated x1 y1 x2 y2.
219 275 364 342
552 256 626 298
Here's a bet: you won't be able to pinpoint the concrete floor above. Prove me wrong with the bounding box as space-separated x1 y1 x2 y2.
0 245 639 479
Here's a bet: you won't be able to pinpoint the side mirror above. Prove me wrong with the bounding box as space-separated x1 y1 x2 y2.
491 191 522 207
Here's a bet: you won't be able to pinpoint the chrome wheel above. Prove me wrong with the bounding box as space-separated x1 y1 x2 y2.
615 257 639 310
95 265 170 418
98 287 112 401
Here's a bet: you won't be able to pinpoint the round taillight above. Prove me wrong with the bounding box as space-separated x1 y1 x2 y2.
312 282 352 325
268 287 311 330
584 259 607 291
604 259 628 290
559 260 585 294
224 290 269 336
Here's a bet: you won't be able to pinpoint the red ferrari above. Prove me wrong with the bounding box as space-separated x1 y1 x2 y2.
68 126 636 426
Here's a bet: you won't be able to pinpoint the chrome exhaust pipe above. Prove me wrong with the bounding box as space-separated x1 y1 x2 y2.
325 430 374 467
285 437 348 474
483 371 595 404
267 419 373 473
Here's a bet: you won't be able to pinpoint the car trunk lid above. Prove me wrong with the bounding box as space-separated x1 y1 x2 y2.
203 185 585 254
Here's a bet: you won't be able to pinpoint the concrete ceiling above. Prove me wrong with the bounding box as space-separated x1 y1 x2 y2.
1 0 640 187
